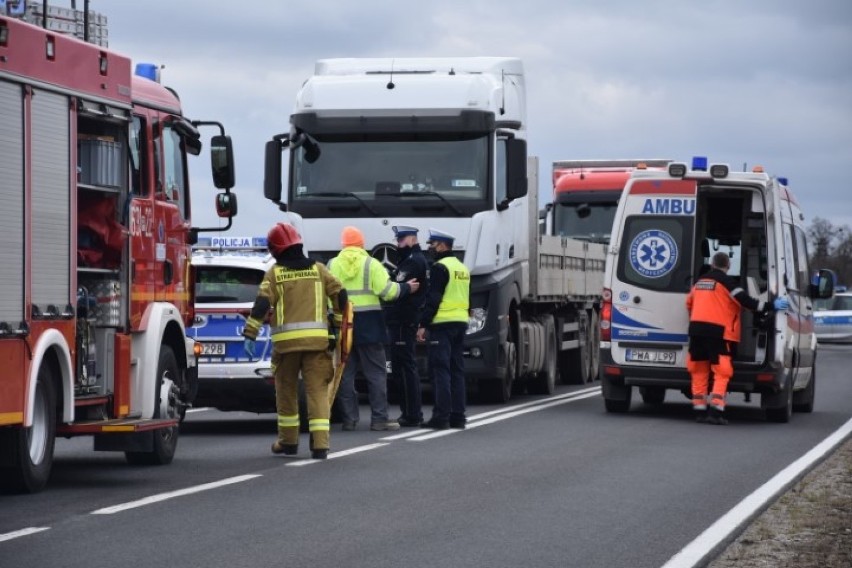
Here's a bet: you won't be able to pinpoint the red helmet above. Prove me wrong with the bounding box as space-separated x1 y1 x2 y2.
267 223 302 255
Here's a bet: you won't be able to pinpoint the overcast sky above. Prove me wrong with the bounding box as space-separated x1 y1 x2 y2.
100 0 852 237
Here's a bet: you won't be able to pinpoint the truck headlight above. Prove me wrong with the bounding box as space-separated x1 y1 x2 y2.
467 308 487 334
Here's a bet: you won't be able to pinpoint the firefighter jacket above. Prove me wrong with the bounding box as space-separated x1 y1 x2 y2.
420 251 470 327
685 268 765 343
385 244 430 327
329 246 411 345
243 259 343 354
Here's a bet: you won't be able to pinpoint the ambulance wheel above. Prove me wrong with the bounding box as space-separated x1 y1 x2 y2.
602 376 632 413
0 363 57 494
640 387 666 405
764 371 793 423
792 362 816 413
126 346 180 465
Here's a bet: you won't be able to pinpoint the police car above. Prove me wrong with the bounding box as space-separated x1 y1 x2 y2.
814 292 852 344
188 237 277 413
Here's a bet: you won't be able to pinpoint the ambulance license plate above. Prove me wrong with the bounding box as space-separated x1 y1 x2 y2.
201 342 226 356
625 349 676 365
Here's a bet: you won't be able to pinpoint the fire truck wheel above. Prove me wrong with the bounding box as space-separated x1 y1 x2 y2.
125 346 180 465
0 364 57 494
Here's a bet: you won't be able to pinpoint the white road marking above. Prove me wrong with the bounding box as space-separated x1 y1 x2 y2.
661 416 852 568
186 407 210 413
379 387 601 441
90 474 262 515
410 390 602 441
286 443 390 467
0 527 50 543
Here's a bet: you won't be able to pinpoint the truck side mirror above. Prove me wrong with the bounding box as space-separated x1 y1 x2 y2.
215 192 237 218
506 138 527 201
210 135 235 189
264 139 284 203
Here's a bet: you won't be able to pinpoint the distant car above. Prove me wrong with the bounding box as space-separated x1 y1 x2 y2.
188 240 277 413
814 293 852 344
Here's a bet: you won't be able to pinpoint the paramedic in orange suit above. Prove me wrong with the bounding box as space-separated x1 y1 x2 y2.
685 252 789 425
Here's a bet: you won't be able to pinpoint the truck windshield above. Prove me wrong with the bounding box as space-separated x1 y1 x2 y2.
288 136 490 218
554 202 618 244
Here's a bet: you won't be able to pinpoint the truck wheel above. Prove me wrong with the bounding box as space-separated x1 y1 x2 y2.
528 317 557 395
764 371 793 423
126 346 180 465
0 364 57 493
792 361 816 413
565 314 591 384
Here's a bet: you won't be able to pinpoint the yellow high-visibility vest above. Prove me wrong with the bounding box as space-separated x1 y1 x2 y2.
433 256 470 324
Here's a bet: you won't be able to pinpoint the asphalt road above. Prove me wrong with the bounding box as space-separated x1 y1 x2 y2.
2 344 851 568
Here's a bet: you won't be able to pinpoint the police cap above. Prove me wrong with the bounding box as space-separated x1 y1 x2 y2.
427 228 455 245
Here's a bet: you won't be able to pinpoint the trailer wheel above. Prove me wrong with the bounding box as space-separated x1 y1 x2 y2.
792 361 816 413
126 346 180 465
0 363 57 493
528 317 557 395
764 371 793 423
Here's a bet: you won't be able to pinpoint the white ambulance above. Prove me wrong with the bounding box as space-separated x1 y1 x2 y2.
599 157 835 422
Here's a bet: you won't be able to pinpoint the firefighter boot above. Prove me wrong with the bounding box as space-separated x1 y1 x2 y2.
706 407 728 426
311 449 328 460
271 441 299 455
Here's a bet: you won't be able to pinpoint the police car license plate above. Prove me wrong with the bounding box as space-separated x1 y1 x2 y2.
625 349 676 365
201 342 226 356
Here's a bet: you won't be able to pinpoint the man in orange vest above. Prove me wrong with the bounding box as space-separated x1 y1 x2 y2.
686 252 789 425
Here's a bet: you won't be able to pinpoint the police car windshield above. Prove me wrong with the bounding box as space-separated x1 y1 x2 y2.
195 267 264 303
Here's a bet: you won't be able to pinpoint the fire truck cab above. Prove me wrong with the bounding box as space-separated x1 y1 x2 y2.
0 13 236 492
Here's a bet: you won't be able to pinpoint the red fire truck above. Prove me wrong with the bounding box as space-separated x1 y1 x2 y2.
0 12 237 492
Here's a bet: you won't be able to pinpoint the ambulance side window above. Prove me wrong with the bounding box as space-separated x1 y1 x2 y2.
617 215 694 293
791 226 811 293
782 224 797 290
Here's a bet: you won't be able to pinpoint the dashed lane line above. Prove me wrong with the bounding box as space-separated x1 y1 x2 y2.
285 443 390 467
90 474 262 515
0 527 50 543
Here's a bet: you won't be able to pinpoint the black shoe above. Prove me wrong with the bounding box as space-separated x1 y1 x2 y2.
271 441 298 455
449 420 466 430
311 449 328 460
421 419 449 430
706 407 728 425
694 410 708 423
398 417 424 428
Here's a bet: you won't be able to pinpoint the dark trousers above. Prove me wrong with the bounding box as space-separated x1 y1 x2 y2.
428 323 467 423
389 323 423 421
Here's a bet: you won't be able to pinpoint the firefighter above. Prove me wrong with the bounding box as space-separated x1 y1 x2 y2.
686 252 789 425
243 223 346 459
416 229 470 430
329 226 419 431
386 225 430 427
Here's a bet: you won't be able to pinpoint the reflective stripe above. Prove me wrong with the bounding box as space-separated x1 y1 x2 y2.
278 414 299 428
272 328 329 342
309 418 330 432
353 304 383 312
315 282 323 323
271 321 328 334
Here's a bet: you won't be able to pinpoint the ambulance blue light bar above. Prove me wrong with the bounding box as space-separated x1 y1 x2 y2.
692 156 708 171
778 177 789 186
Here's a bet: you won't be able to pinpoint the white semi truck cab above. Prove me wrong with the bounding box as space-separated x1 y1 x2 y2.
263 57 602 401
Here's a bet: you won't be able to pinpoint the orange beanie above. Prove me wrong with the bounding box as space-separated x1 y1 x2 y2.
341 226 365 248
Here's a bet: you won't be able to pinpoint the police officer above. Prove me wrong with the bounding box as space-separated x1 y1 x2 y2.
386 225 430 427
686 252 789 425
329 226 419 431
417 229 470 430
243 223 346 459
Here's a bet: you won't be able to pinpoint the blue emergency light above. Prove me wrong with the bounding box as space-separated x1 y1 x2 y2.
135 63 160 83
778 177 789 186
692 156 708 171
